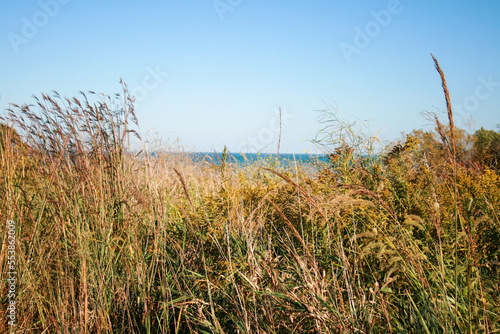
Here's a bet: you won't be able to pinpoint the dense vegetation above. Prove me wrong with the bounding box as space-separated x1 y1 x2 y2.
1 63 499 333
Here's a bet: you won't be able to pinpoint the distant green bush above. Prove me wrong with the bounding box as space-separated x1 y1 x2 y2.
473 127 500 171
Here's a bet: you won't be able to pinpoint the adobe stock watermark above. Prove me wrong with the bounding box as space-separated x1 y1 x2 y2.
454 74 500 119
237 107 295 153
340 0 410 63
7 0 71 54
213 0 243 21
130 65 168 104
6 220 17 327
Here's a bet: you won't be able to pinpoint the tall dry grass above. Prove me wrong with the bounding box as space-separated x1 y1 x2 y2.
0 60 499 333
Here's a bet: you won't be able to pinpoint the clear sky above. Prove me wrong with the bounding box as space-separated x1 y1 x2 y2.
1 0 499 153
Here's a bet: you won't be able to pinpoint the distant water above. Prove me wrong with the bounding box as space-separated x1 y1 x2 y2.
187 152 331 167
143 152 382 169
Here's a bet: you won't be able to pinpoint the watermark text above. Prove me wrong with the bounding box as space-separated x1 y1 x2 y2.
213 0 243 21
7 0 71 54
130 65 168 104
454 74 500 119
340 0 409 63
6 220 17 326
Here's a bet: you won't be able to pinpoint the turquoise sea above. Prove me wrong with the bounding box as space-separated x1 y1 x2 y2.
143 151 380 169
187 152 330 167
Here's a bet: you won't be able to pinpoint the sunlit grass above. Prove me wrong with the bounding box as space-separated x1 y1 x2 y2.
1 67 499 333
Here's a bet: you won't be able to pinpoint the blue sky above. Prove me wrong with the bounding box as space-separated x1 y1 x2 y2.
1 0 499 153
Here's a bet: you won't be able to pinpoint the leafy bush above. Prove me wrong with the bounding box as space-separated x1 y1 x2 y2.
473 127 500 171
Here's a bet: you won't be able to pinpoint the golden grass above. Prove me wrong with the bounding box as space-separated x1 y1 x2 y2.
0 59 499 333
